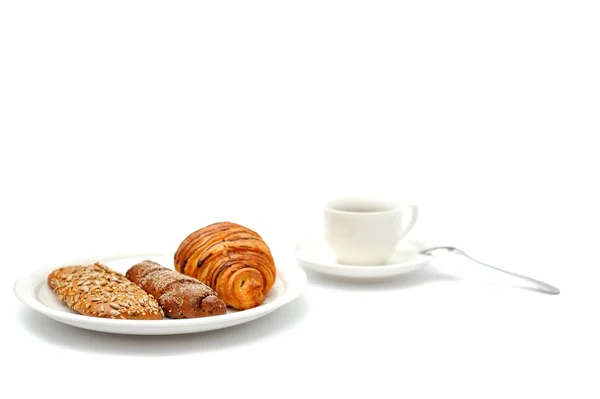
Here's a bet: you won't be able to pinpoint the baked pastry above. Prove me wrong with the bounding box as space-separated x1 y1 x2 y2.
126 260 227 318
174 222 276 310
48 263 164 320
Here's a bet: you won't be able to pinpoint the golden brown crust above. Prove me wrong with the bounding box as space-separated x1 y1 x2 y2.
47 263 164 320
174 222 277 310
126 260 227 318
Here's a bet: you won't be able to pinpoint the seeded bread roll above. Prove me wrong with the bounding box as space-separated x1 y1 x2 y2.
48 263 164 320
126 260 227 318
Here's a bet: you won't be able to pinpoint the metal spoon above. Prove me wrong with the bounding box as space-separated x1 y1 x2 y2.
420 246 560 295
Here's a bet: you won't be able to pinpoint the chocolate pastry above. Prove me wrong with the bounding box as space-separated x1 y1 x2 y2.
126 260 226 318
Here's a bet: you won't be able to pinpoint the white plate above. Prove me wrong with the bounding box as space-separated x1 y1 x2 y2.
295 236 431 279
13 252 307 335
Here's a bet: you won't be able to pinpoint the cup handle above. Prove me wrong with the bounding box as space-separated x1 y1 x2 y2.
397 204 418 241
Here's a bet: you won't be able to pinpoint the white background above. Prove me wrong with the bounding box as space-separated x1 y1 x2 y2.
1 1 598 398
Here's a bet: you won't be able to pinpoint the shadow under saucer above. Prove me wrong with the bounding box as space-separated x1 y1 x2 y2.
302 263 462 292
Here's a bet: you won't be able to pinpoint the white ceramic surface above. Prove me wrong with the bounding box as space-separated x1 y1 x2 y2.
324 197 418 265
295 236 430 279
13 252 307 335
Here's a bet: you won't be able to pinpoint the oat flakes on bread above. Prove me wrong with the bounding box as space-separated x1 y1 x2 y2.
48 262 164 320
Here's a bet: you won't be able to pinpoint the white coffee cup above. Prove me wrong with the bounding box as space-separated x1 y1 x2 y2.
323 197 418 265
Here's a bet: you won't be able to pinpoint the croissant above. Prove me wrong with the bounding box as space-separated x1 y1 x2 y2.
174 222 276 310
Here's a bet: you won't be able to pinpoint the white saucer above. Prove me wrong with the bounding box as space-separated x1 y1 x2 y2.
295 236 431 279
14 252 307 335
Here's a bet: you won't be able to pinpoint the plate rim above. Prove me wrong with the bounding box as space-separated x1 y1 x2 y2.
14 251 307 329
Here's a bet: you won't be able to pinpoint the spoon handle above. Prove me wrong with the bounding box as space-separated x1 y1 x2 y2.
459 251 561 295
